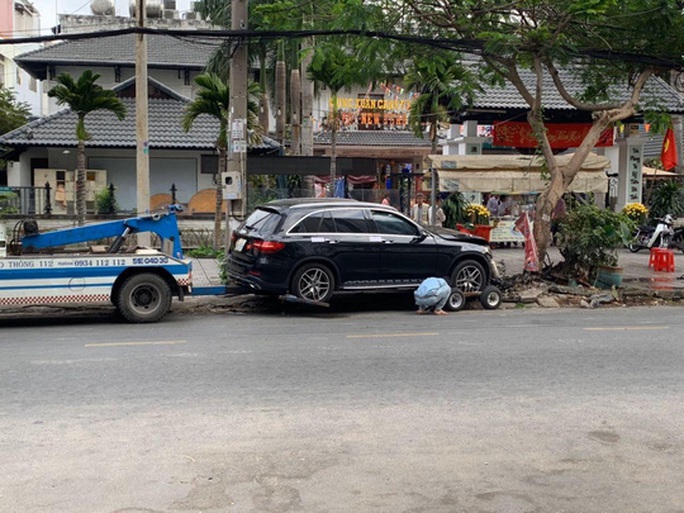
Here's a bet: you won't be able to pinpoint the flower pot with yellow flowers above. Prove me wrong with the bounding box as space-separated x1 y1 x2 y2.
456 204 493 241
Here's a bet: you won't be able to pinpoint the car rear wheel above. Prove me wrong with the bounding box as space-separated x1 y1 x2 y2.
451 260 487 294
291 263 335 303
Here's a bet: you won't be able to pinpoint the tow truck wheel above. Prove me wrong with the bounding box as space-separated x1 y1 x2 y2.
479 285 503 310
117 273 172 323
444 289 466 312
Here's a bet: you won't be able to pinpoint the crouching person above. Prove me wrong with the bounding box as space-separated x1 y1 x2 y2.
414 277 451 316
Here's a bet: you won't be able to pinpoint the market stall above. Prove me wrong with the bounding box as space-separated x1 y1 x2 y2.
424 153 611 243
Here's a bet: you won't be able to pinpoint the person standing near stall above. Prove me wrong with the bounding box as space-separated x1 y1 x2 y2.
487 194 500 217
411 193 429 224
428 197 446 227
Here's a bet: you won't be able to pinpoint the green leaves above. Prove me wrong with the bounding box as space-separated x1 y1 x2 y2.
0 84 31 136
47 70 125 142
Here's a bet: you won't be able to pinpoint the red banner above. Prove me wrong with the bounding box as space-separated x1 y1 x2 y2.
493 122 614 149
514 212 539 272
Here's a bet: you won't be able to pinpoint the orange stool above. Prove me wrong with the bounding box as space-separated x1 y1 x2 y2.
649 248 675 272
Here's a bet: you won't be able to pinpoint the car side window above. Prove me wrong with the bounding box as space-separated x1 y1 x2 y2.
371 210 420 236
331 209 370 233
290 212 323 233
290 211 337 234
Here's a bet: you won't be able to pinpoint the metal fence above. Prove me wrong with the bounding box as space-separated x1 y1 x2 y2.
0 184 52 217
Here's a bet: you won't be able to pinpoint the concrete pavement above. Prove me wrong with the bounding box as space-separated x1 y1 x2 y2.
493 246 684 290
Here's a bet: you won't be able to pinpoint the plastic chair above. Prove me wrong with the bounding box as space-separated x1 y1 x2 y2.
649 248 675 272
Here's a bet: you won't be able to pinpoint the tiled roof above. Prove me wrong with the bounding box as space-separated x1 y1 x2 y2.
15 33 219 79
313 130 431 147
469 67 684 113
0 85 278 151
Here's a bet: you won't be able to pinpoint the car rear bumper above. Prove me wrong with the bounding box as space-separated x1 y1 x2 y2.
226 255 289 295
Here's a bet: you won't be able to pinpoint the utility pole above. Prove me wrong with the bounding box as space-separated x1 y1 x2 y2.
135 0 150 246
224 0 248 251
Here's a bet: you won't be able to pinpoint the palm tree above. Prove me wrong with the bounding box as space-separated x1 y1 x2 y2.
47 70 125 225
404 55 478 153
308 44 370 196
183 73 263 249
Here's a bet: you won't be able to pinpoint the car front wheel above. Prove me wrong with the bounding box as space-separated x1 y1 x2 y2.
451 260 487 294
291 263 335 303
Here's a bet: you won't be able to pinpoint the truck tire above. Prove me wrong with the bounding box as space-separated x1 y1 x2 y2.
117 273 172 323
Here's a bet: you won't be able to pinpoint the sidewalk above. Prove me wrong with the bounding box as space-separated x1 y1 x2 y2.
492 246 684 291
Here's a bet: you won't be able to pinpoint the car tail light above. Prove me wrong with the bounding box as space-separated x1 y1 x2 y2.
252 240 285 254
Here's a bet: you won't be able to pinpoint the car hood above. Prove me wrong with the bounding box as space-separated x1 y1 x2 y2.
429 226 490 246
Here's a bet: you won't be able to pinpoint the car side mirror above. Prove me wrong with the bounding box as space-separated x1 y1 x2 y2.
413 230 428 243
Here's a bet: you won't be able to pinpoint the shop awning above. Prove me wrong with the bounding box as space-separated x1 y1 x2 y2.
424 153 610 194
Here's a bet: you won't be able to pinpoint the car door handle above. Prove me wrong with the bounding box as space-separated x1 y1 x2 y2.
326 239 339 244
382 240 394 244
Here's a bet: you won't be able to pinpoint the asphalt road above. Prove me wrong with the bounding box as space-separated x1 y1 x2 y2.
0 306 683 513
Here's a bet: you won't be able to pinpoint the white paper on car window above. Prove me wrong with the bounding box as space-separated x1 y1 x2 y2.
369 236 383 242
311 237 325 243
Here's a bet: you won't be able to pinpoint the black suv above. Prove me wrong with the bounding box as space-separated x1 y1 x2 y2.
227 198 499 303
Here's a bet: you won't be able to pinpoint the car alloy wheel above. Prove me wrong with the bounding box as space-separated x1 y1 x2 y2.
292 263 335 302
451 260 486 293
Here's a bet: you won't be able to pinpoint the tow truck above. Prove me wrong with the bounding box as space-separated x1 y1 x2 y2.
0 205 192 323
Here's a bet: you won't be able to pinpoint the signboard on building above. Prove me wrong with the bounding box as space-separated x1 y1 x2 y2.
493 122 614 149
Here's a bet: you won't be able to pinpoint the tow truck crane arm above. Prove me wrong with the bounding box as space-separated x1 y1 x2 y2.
20 205 185 259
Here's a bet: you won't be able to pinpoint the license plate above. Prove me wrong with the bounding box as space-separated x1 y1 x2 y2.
235 238 247 252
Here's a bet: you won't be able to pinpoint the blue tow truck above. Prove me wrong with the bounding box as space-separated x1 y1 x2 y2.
0 205 192 323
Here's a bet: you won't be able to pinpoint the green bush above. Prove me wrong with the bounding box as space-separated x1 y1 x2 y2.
646 181 684 221
95 186 118 215
0 191 19 216
557 204 634 280
442 192 469 228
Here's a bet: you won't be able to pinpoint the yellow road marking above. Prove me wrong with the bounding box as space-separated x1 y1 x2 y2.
85 340 187 347
347 332 440 339
583 327 668 332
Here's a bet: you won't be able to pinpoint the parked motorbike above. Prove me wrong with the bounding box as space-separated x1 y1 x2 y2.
670 225 684 254
628 214 675 252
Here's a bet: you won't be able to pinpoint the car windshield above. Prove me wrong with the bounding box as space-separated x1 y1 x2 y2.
242 208 282 237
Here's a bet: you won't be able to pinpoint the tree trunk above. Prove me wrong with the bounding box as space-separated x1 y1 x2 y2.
76 136 86 226
301 37 315 196
275 44 286 148
214 146 226 250
290 69 301 156
329 94 338 197
258 51 270 133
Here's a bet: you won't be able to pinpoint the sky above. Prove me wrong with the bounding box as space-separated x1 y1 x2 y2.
30 0 193 34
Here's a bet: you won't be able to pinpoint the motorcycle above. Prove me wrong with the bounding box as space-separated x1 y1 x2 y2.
670 225 684 254
628 214 675 252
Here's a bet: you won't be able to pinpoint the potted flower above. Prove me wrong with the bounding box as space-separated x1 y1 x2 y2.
622 203 648 225
458 203 493 240
557 204 634 288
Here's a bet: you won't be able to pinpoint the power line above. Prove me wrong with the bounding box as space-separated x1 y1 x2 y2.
1 26 683 71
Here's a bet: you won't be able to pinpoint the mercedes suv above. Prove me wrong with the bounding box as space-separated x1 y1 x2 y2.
226 198 499 303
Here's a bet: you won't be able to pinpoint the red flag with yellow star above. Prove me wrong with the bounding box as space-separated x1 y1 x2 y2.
661 127 678 170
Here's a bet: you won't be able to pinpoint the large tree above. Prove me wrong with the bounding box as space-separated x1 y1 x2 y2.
183 73 263 249
405 0 684 263
47 71 125 225
0 84 31 136
0 85 31 182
